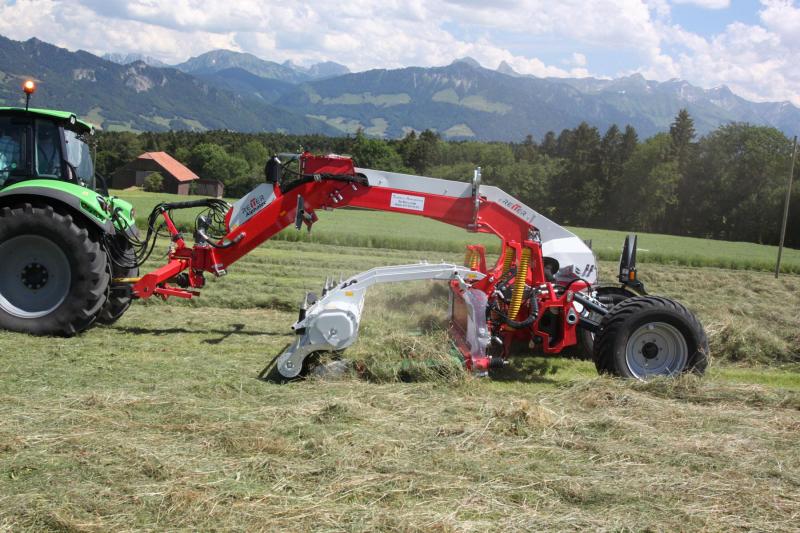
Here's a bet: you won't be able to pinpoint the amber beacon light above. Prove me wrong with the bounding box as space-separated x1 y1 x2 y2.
22 80 36 109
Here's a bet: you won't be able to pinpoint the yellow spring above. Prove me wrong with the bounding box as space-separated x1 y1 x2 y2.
469 254 479 270
501 246 515 275
464 249 474 267
507 247 531 320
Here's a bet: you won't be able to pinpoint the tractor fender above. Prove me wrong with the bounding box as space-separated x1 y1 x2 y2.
0 186 114 235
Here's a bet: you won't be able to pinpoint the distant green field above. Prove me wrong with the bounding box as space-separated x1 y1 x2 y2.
113 189 800 274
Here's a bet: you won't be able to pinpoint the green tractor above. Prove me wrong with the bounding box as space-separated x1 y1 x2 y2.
0 81 138 336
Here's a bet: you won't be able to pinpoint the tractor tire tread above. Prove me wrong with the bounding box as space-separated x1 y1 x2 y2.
576 286 636 366
0 202 109 336
95 229 139 326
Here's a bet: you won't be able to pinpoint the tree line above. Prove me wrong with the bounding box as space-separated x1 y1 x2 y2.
95 110 800 247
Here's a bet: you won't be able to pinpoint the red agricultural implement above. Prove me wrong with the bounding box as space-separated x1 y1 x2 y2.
0 84 707 380
114 152 707 380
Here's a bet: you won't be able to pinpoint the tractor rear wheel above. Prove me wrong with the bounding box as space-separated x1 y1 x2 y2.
0 203 109 336
96 233 138 326
593 296 708 379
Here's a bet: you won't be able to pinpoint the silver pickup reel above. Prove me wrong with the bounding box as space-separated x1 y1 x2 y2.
262 263 485 379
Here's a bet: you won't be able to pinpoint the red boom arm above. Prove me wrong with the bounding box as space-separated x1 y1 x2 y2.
132 153 595 361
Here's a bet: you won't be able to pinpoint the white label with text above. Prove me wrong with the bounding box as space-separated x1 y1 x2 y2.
390 193 425 212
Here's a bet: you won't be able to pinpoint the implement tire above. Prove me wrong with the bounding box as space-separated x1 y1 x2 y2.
576 286 637 363
0 202 109 336
593 296 708 379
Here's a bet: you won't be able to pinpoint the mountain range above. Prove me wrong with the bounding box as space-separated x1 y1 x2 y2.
102 52 167 68
2 34 798 141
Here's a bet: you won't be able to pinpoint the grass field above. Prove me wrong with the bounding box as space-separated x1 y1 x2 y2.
114 189 800 274
1 191 798 530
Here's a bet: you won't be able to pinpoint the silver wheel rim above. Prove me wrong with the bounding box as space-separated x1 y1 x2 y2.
0 235 71 318
625 321 688 379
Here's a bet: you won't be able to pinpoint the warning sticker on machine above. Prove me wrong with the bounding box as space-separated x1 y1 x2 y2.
390 193 425 211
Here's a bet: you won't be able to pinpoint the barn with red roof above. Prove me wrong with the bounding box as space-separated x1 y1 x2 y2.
110 151 224 197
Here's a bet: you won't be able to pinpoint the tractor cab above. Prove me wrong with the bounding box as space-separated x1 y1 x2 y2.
0 81 97 192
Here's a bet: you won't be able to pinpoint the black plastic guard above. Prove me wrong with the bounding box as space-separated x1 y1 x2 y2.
618 234 647 294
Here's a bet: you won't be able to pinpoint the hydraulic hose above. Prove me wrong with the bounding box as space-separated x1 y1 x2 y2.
489 290 539 329
279 172 368 194
572 291 609 316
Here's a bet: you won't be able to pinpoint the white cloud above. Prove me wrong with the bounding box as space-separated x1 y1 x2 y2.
0 0 615 76
647 0 672 17
0 0 240 62
0 0 798 106
643 2 800 105
570 53 588 67
759 0 800 46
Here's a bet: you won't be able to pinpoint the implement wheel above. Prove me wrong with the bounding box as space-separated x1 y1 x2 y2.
576 286 637 362
0 203 109 336
593 296 708 379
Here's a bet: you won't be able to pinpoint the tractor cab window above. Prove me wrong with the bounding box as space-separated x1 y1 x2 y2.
64 129 94 188
35 120 62 179
0 118 27 187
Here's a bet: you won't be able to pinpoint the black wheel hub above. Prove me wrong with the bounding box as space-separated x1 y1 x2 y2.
21 262 49 290
642 341 659 359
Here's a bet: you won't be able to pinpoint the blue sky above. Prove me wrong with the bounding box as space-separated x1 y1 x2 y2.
672 0 761 33
0 0 798 105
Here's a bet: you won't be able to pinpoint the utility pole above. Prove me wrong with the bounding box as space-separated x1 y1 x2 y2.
775 135 798 278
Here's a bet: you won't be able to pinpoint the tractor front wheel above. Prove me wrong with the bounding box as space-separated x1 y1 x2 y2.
0 203 109 336
593 296 708 379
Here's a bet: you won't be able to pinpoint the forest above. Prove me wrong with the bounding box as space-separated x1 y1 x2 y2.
94 110 800 248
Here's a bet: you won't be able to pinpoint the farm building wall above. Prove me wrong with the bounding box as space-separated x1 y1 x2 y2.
109 169 137 189
110 152 201 195
194 179 225 198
